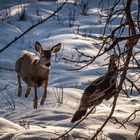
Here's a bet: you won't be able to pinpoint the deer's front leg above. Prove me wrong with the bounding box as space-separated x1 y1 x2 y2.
17 74 22 97
40 80 48 106
34 83 38 109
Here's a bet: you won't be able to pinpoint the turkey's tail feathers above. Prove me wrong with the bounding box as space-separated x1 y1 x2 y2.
71 109 87 123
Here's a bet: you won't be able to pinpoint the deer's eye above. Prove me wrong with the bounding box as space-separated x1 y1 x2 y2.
42 55 46 58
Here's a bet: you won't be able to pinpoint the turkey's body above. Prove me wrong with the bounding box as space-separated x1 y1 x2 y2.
71 54 118 123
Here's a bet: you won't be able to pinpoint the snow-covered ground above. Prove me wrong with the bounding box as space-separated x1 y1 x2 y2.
0 0 139 139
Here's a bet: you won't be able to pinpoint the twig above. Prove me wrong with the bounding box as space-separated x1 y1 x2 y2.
135 123 140 140
121 108 140 125
110 116 126 129
90 93 119 139
52 106 95 140
126 77 140 94
0 67 15 71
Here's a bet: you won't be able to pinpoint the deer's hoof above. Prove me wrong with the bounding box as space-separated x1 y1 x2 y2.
40 101 43 106
34 102 38 109
18 94 21 97
40 96 46 106
25 94 28 98
34 105 37 109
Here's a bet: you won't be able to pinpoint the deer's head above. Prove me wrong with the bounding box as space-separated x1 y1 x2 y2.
35 42 61 68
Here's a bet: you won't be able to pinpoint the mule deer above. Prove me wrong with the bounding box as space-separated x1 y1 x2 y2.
15 42 61 109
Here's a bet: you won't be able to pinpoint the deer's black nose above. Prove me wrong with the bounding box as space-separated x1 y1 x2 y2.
45 63 51 67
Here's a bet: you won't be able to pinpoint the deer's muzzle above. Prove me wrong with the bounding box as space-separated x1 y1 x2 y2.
45 63 51 68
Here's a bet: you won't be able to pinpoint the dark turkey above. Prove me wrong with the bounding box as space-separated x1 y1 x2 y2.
71 54 118 123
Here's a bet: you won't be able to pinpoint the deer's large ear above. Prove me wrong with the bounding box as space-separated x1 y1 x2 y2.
35 42 43 53
51 43 61 53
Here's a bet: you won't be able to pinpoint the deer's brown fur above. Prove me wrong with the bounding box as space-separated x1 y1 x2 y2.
15 42 61 109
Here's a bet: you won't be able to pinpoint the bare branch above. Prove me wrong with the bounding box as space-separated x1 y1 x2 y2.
53 106 95 139
122 108 140 125
0 1 68 53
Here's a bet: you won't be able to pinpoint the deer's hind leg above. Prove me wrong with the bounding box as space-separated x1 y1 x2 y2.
17 74 22 97
25 85 31 98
